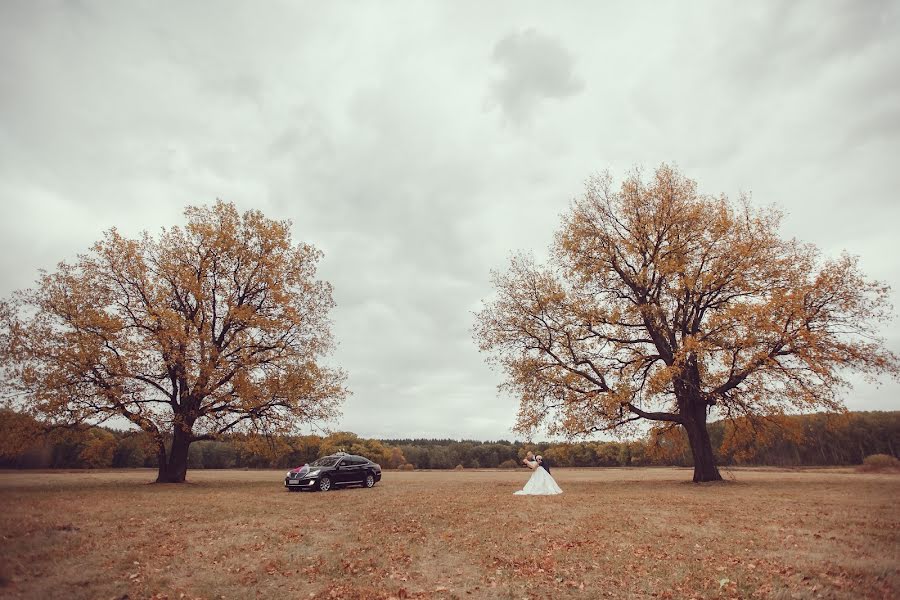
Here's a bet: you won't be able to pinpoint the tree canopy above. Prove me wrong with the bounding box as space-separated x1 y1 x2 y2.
0 201 347 482
474 164 899 481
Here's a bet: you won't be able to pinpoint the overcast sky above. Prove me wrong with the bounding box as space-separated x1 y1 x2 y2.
1 1 898 440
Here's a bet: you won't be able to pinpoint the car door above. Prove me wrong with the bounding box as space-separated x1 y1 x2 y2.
332 458 350 484
345 457 365 483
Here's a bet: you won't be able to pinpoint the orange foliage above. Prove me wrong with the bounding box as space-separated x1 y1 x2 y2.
474 164 899 480
78 429 118 468
0 408 42 459
719 414 805 463
0 201 347 481
645 425 691 464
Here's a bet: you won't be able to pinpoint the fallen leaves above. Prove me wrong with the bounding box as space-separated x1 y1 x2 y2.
1 468 898 599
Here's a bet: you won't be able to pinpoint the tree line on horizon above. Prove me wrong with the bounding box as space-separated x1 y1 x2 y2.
2 409 896 471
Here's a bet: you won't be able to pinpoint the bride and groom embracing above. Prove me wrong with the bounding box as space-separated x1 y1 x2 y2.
514 451 562 495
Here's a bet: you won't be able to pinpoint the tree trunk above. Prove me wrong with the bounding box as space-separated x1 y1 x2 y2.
154 439 168 482
155 428 192 483
682 404 723 483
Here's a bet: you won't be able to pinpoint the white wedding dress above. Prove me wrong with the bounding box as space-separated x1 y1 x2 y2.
514 464 563 495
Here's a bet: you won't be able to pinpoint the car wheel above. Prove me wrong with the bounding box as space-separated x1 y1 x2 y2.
318 476 332 492
364 473 375 488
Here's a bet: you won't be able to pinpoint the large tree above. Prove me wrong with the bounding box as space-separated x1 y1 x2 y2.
474 165 898 482
0 201 347 482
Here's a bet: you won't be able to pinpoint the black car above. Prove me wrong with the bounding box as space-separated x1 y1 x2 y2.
284 453 382 492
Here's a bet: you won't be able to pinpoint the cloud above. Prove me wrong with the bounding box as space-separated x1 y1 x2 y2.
489 28 584 124
0 1 897 440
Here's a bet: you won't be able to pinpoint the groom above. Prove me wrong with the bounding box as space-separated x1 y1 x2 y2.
536 454 550 474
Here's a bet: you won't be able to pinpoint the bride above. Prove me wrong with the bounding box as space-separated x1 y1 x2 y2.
514 452 563 495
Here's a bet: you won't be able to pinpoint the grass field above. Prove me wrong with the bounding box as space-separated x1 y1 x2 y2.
0 467 897 600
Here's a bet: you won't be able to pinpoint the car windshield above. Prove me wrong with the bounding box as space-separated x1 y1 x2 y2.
309 456 340 467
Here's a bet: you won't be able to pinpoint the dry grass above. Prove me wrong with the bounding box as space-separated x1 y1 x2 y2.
0 467 897 599
857 454 900 473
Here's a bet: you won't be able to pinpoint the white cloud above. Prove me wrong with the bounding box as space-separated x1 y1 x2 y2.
1 0 898 440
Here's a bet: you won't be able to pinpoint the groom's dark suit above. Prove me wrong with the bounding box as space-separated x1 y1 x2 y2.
538 457 550 474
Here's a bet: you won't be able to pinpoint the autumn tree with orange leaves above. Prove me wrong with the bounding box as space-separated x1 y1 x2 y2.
474 165 898 482
0 201 346 482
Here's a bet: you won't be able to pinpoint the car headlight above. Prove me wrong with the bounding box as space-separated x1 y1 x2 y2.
306 469 320 477
286 472 292 478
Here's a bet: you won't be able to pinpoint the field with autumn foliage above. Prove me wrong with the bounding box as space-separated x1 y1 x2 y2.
1 468 897 600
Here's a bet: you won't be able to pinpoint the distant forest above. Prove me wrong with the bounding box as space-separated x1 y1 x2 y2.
1 410 897 470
